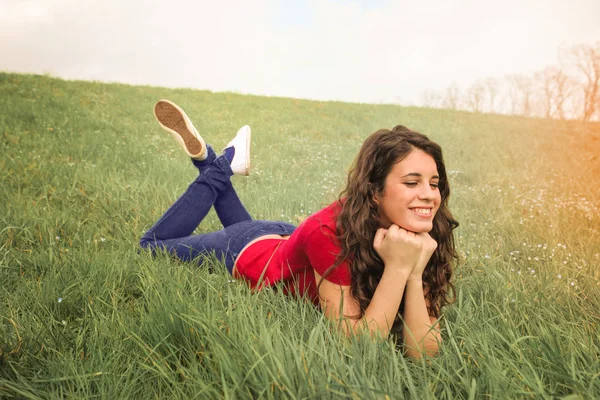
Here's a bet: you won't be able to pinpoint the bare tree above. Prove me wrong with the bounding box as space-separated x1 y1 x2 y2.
506 74 536 116
562 42 600 121
465 80 486 113
442 82 461 110
421 89 442 108
534 66 574 119
484 77 499 113
504 75 520 115
536 67 556 119
552 68 574 120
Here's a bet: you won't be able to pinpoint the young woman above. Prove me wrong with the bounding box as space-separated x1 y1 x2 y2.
140 100 458 357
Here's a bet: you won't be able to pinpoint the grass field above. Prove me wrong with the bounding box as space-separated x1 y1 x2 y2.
1 71 599 399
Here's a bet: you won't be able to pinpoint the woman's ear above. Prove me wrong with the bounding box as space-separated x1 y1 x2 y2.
370 183 380 205
373 193 379 205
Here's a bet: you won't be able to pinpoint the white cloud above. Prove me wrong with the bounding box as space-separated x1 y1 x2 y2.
1 0 599 104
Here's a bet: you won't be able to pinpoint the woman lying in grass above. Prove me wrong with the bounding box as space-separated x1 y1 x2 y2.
140 100 459 357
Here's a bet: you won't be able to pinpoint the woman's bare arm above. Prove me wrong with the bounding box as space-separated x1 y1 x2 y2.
316 225 421 338
316 268 411 337
402 233 442 357
402 278 441 357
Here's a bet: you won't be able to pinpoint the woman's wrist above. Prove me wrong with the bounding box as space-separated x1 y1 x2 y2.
382 265 412 280
407 273 423 285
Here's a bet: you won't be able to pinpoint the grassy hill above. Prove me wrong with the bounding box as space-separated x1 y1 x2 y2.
1 72 599 399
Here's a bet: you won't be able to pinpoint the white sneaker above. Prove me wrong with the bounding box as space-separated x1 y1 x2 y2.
224 125 251 176
153 100 207 160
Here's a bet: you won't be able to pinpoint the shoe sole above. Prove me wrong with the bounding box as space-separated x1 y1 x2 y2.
153 100 205 157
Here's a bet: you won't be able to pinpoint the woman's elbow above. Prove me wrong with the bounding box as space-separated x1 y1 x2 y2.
423 339 441 357
405 334 442 358
333 317 391 339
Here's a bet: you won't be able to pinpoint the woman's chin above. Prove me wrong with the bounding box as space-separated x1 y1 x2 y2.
400 222 433 233
379 217 433 233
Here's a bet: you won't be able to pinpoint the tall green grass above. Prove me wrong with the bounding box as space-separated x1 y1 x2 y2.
1 72 599 399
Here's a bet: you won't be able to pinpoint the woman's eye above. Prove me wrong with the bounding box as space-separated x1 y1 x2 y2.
430 183 439 189
404 182 417 187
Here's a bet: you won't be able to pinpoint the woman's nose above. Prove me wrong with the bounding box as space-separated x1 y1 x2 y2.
418 185 434 200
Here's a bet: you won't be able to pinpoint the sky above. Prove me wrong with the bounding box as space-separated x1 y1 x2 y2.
1 0 599 105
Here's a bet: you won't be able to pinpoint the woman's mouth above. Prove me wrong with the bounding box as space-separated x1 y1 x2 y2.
411 208 432 217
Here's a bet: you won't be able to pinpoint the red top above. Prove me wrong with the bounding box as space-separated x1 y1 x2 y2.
234 201 352 304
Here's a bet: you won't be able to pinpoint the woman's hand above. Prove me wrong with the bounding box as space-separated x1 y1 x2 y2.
410 233 438 280
373 224 423 274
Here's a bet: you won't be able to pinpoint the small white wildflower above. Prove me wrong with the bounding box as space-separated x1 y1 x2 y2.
58 297 63 303
571 281 575 286
530 269 535 274
61 320 67 326
55 236 60 240
100 237 106 242
557 274 562 279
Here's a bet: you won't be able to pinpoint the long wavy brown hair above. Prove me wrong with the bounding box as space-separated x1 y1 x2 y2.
332 125 458 330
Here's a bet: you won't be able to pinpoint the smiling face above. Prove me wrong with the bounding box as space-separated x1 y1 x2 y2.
375 148 441 232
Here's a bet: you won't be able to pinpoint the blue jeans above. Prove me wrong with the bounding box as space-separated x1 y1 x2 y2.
139 146 297 273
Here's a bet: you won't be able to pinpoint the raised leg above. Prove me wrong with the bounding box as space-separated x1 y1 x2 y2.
214 181 252 227
192 145 252 227
140 155 234 245
146 99 253 247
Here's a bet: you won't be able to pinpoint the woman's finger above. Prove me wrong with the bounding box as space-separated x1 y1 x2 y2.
373 228 387 249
